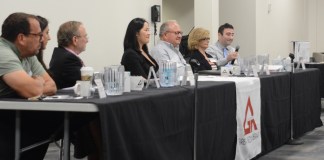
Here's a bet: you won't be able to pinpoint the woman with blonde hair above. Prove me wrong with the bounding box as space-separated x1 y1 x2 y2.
188 28 216 71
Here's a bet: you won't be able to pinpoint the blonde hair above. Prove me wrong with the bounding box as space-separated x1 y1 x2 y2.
188 28 210 51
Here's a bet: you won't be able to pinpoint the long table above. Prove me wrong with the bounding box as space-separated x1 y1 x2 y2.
0 69 322 160
298 63 324 98
74 69 322 159
292 69 322 137
259 72 291 155
196 82 237 160
0 100 98 160
83 81 237 160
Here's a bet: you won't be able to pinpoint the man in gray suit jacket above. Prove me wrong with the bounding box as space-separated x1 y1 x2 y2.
205 23 238 67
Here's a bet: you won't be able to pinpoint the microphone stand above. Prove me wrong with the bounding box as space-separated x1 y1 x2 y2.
287 53 303 145
189 59 200 160
193 72 198 160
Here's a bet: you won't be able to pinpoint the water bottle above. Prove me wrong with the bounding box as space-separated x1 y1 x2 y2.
159 60 177 87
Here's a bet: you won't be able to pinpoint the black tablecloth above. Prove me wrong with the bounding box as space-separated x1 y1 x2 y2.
93 82 237 160
58 70 322 160
1 69 322 160
196 82 236 160
97 87 194 160
90 81 237 160
305 63 324 98
292 68 323 138
259 72 291 154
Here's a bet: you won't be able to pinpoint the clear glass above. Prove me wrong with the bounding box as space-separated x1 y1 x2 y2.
257 54 269 66
159 60 177 87
104 65 124 96
240 56 257 76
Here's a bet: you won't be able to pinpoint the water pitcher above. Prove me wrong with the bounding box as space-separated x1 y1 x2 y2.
104 65 124 95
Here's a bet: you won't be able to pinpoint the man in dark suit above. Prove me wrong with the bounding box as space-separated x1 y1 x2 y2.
49 21 100 160
49 21 88 89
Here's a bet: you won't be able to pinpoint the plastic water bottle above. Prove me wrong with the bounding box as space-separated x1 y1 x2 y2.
159 60 177 87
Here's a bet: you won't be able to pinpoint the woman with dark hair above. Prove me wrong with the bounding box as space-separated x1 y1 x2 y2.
121 18 158 79
36 16 51 72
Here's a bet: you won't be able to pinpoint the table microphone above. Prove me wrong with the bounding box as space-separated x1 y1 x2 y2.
189 58 200 73
231 45 240 65
289 53 295 63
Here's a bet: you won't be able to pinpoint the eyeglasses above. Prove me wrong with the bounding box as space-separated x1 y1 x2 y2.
166 31 183 36
27 32 43 42
199 37 210 41
75 35 89 39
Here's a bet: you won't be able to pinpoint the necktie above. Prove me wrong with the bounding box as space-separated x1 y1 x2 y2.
223 48 228 58
223 48 231 66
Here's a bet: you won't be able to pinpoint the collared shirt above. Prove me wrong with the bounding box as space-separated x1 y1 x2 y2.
0 37 45 97
205 41 235 67
64 47 79 56
150 41 187 76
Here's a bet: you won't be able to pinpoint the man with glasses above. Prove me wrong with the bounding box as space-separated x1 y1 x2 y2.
49 21 89 89
151 20 187 79
206 23 238 67
49 21 99 160
0 12 56 98
0 12 57 159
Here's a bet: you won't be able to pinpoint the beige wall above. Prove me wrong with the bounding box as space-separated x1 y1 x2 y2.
0 0 162 71
308 0 324 52
163 0 219 46
194 0 219 44
163 0 194 35
1 0 323 69
219 0 324 60
316 0 324 52
220 0 256 58
256 0 308 60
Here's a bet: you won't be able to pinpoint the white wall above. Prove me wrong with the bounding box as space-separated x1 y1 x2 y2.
308 0 324 52
0 0 162 71
163 0 194 35
256 0 308 59
163 0 219 47
220 0 256 58
2 0 323 69
194 0 219 44
315 0 324 52
219 0 323 60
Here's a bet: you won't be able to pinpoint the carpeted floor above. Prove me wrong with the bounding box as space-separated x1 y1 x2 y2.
258 110 324 160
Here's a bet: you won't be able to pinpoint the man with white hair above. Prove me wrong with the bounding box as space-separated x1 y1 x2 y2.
151 20 187 77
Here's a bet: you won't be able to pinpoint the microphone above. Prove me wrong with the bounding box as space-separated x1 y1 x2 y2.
231 45 240 65
289 53 295 63
189 58 200 73
189 58 200 66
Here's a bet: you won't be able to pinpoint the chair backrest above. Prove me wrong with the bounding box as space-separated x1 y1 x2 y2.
179 35 190 59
